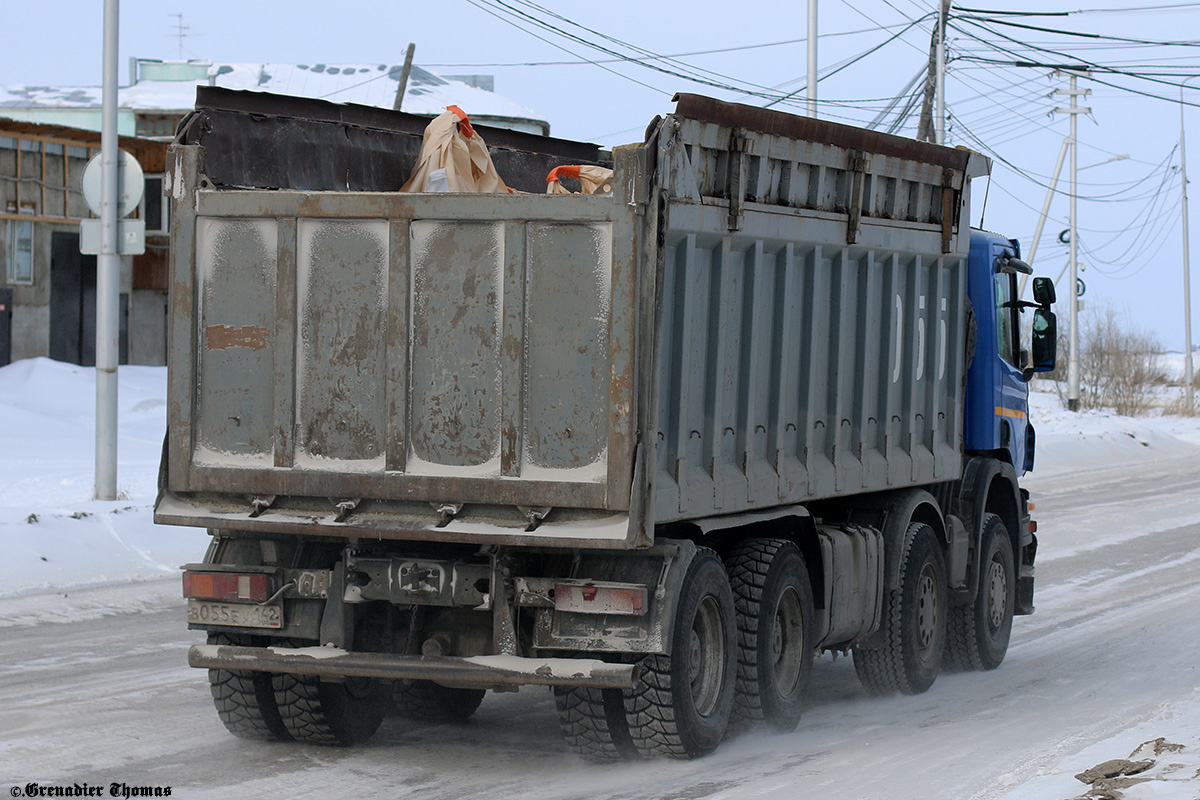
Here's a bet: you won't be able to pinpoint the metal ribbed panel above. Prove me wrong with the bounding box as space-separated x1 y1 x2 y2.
652 230 968 523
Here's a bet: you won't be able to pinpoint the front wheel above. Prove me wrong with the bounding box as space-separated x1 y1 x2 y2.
853 523 947 696
624 550 737 759
945 513 1015 672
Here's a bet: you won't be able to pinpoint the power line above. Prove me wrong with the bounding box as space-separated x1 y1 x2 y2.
421 20 926 68
957 14 1200 49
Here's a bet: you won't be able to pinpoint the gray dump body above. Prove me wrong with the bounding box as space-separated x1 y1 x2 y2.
156 91 987 550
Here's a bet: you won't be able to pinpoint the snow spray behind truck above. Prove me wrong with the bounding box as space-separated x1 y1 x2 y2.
157 88 1058 759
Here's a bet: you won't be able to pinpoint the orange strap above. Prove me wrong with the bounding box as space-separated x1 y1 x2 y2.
447 105 475 139
547 165 582 183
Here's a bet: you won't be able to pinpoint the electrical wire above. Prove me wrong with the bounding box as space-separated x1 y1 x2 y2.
421 20 929 69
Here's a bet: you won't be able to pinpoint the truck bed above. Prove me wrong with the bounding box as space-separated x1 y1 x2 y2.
156 90 990 549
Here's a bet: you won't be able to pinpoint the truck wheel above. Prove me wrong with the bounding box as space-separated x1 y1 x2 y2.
392 680 485 723
206 633 291 741
725 539 814 732
944 513 1015 672
554 687 638 762
624 550 737 759
271 641 385 745
853 523 947 696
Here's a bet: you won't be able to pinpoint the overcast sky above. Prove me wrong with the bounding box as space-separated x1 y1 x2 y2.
4 0 1199 351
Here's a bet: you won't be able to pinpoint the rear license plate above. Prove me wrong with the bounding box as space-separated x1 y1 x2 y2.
187 600 283 629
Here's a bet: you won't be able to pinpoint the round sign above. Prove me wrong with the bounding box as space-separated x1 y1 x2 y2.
82 150 145 218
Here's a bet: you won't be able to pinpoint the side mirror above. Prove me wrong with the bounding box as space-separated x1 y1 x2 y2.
1032 307 1057 372
1033 276 1056 306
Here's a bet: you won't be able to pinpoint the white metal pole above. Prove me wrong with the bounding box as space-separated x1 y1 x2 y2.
1067 71 1081 412
1181 76 1197 414
1019 136 1070 299
935 0 947 144
96 0 120 500
807 0 818 118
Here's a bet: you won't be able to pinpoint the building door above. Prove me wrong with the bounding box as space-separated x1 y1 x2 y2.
50 231 127 366
0 288 12 367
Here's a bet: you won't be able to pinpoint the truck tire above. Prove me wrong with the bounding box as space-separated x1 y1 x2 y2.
271 641 385 745
623 549 737 759
853 523 947 696
725 539 815 732
944 513 1015 672
206 633 291 741
554 687 638 762
392 680 485 723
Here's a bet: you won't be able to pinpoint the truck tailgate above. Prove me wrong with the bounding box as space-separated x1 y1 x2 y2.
160 145 641 546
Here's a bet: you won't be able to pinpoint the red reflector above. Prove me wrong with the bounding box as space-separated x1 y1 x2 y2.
553 583 648 616
1029 520 1038 533
183 572 269 602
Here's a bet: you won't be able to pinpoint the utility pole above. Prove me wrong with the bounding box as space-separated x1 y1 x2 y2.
96 0 121 499
1180 76 1198 414
393 43 416 113
918 0 950 143
1052 68 1091 412
935 0 949 144
807 0 818 118
916 26 936 141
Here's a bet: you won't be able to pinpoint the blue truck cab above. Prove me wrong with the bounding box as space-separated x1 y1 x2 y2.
964 229 1058 474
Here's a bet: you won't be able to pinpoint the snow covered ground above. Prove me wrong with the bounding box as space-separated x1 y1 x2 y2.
1 357 1199 799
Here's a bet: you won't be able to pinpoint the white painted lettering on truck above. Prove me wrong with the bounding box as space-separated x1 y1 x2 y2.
916 296 926 381
938 297 948 381
893 295 904 384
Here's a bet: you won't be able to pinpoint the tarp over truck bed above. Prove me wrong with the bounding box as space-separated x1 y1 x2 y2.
156 89 990 550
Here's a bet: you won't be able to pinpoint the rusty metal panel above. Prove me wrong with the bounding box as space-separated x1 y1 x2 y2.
296 219 389 469
163 141 638 543
523 222 612 480
194 217 278 469
408 220 505 475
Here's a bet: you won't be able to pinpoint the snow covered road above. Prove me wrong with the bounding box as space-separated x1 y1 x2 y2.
3 432 1199 799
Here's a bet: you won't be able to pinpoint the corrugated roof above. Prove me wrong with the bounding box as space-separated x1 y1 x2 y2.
0 62 544 123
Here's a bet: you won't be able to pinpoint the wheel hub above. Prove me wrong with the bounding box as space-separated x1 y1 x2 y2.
916 565 939 655
987 559 1007 630
689 595 726 717
771 586 805 698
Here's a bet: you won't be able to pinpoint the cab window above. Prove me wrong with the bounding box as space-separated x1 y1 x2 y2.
995 272 1018 366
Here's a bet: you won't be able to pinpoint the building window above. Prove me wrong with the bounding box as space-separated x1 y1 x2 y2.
135 115 181 139
8 214 34 285
142 175 169 233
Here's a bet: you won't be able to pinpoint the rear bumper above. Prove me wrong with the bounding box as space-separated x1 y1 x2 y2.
188 643 639 690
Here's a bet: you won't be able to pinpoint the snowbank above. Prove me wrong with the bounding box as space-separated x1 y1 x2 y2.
0 358 208 601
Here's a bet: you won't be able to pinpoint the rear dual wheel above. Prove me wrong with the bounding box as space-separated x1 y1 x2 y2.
944 513 1015 672
393 680 486 723
725 539 815 732
623 550 738 759
853 523 947 696
206 632 290 741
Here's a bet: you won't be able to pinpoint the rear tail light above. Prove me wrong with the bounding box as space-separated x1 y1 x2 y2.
554 582 647 616
183 571 269 603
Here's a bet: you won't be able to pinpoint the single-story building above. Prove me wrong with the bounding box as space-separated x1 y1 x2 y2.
0 118 168 367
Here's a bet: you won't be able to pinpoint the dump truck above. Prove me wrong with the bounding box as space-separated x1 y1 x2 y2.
157 87 1058 760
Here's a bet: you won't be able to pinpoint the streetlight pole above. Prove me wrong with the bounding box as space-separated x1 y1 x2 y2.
1180 76 1197 414
96 0 120 499
807 0 818 118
